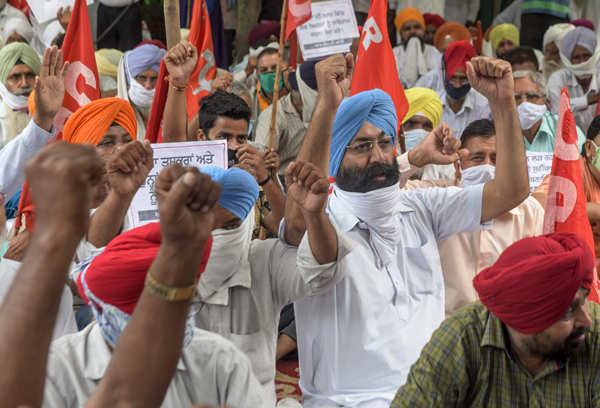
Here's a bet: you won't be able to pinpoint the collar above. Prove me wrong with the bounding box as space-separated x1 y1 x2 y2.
443 89 475 114
197 260 252 305
84 322 187 380
566 70 599 93
280 93 299 116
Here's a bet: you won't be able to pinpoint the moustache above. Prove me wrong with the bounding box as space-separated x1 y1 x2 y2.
566 327 586 343
13 88 33 97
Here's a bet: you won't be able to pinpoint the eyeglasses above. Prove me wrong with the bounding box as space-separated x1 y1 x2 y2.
514 92 545 103
345 138 394 154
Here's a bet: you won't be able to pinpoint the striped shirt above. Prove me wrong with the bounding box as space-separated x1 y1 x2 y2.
391 301 600 407
522 0 570 19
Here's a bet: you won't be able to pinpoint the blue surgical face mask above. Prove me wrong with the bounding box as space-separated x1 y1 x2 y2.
444 79 471 100
403 128 429 151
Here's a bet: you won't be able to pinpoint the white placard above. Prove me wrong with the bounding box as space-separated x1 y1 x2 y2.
526 151 554 192
126 140 228 229
26 0 94 24
297 0 359 60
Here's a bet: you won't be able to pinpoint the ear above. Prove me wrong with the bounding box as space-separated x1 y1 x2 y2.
585 140 595 159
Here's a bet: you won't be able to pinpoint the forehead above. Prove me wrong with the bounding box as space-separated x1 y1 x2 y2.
405 115 432 126
465 135 496 151
402 20 422 29
572 45 592 56
514 76 540 92
103 125 131 139
451 67 467 78
8 64 34 76
350 121 387 142
258 53 278 67
212 116 249 134
136 68 158 77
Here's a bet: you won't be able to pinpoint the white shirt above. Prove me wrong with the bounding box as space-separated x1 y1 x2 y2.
415 66 444 94
548 67 600 134
0 119 55 199
294 183 489 407
43 323 268 408
440 88 491 139
0 258 77 340
393 43 440 88
195 228 354 406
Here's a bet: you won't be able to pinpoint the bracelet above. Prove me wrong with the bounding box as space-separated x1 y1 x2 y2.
258 175 271 186
144 273 197 302
165 76 188 92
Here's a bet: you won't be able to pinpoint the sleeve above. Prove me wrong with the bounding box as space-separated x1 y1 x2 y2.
0 119 55 198
270 221 356 307
421 184 490 241
254 106 273 148
390 317 472 408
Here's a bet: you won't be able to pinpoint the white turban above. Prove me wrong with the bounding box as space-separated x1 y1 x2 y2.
543 23 575 50
41 21 65 49
2 16 33 45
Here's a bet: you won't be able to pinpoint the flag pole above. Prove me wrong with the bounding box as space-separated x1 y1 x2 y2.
164 0 182 49
267 0 288 151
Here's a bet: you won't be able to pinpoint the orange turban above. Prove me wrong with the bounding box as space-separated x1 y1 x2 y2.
394 8 425 33
62 97 137 145
28 91 35 116
434 22 471 51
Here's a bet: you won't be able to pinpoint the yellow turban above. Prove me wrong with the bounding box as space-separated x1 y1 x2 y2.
95 48 123 79
489 24 519 55
394 8 425 33
402 87 443 127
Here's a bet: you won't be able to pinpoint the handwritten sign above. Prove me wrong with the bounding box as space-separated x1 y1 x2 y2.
526 151 554 192
297 0 359 60
126 141 227 229
27 0 94 24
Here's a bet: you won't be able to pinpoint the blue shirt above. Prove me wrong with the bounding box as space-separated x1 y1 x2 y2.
524 110 586 153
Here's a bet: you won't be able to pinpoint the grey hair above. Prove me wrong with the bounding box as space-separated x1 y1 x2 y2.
513 70 547 96
231 80 251 98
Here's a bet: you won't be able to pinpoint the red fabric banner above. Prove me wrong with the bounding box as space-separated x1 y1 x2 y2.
285 0 311 41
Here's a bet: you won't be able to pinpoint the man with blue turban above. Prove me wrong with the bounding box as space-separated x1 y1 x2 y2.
548 26 600 133
192 162 353 407
283 54 530 406
0 42 41 147
117 43 166 141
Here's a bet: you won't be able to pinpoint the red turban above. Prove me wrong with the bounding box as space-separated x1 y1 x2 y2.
77 222 213 315
473 233 594 334
62 98 137 146
423 13 445 29
434 22 471 51
443 40 476 79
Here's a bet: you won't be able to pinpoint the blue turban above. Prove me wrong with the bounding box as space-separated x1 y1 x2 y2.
199 167 259 221
124 44 166 83
329 89 397 177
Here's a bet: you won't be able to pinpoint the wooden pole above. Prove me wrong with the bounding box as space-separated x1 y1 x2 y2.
267 0 288 150
164 0 182 49
186 0 192 28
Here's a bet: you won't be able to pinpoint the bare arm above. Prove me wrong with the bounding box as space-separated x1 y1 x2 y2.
87 141 153 247
162 41 198 143
465 57 529 223
284 54 354 245
0 143 104 407
86 165 221 408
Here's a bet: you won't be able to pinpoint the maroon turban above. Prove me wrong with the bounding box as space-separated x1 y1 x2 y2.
571 18 595 32
423 13 445 29
444 40 476 79
474 233 594 334
249 21 281 48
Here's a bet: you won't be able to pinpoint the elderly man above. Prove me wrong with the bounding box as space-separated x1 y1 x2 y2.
255 60 318 178
503 46 539 72
96 48 123 98
0 42 40 147
117 43 166 141
393 7 440 88
542 23 575 80
423 13 445 45
2 16 33 45
0 0 27 41
283 51 529 406
548 27 599 133
489 23 519 58
392 232 598 407
405 119 545 316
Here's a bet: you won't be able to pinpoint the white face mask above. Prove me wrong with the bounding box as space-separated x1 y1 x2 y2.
0 82 29 111
460 164 495 187
517 101 547 130
128 78 155 108
404 128 429 151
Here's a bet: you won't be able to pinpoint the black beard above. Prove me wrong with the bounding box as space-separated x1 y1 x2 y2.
335 160 400 193
403 34 425 51
551 326 588 360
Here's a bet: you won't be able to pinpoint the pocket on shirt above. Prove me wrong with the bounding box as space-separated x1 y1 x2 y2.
404 241 436 296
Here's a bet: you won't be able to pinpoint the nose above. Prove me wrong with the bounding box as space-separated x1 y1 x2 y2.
482 156 493 166
17 74 28 89
228 139 241 151
142 79 155 90
575 304 593 330
369 143 388 164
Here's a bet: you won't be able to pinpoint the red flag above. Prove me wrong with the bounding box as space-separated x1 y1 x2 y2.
145 61 168 143
15 0 100 232
285 0 311 41
350 0 408 130
186 0 216 121
544 88 600 302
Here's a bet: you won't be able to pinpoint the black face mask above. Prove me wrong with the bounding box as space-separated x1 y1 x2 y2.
336 160 400 193
444 79 471 100
228 149 239 167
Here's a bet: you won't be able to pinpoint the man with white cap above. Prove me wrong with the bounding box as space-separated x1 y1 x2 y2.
117 43 166 141
2 16 33 45
548 27 600 133
542 23 575 81
0 0 27 43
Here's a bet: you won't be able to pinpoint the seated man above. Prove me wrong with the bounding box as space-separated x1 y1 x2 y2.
392 233 599 406
96 48 123 98
502 46 539 72
542 23 575 80
393 7 440 88
252 47 285 123
548 26 599 133
0 42 40 147
423 13 445 45
405 119 544 316
117 43 166 141
433 22 471 53
2 16 33 45
489 23 519 58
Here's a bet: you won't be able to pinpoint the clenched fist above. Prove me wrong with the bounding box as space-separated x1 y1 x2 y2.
106 140 154 196
285 160 329 214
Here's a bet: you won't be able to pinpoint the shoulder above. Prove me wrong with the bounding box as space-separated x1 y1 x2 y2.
435 302 489 343
548 68 570 85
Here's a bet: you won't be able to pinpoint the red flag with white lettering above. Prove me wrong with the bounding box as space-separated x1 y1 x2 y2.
186 0 216 121
285 0 311 41
544 88 600 302
350 0 407 130
145 61 167 143
15 0 99 232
